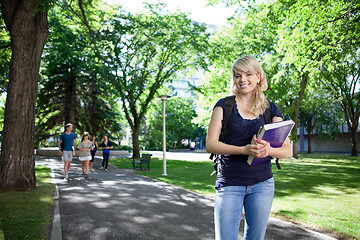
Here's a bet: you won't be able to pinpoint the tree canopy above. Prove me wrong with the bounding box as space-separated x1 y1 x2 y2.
143 96 204 150
36 2 121 144
199 0 360 156
101 4 210 157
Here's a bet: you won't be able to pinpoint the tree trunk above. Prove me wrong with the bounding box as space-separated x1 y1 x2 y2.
292 72 309 159
89 73 99 136
341 102 359 156
64 75 77 127
307 134 312 153
0 0 48 191
307 122 312 153
350 124 358 156
132 125 140 159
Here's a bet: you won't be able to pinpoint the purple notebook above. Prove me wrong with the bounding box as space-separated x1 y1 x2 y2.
247 120 295 166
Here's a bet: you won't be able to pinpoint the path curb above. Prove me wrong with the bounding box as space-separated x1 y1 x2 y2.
50 168 62 240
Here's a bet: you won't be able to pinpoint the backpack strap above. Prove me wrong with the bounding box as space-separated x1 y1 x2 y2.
263 100 272 124
275 159 281 169
220 95 236 140
210 95 235 176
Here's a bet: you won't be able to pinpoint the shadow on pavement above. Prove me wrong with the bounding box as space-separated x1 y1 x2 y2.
36 156 337 240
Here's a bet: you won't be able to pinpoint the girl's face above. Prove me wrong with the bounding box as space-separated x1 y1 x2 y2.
234 71 260 95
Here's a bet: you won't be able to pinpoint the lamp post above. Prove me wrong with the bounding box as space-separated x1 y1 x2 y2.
159 95 170 176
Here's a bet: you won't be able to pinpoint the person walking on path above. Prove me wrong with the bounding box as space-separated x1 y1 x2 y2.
59 123 77 180
89 135 98 172
78 132 93 178
206 55 292 240
100 135 113 171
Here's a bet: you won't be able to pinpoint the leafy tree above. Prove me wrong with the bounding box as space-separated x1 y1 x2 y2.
275 0 360 156
299 87 343 153
0 0 49 191
0 0 105 191
320 49 360 156
194 68 232 128
101 4 210 158
36 3 121 144
195 1 285 131
202 0 360 158
143 97 201 150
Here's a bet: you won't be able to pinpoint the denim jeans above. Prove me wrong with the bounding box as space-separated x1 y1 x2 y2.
214 178 275 240
102 153 109 169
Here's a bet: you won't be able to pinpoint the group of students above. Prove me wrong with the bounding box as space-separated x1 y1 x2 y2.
58 123 113 180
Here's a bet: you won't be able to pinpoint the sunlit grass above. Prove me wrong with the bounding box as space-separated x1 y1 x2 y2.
111 153 360 239
111 156 216 197
0 165 54 240
272 154 360 239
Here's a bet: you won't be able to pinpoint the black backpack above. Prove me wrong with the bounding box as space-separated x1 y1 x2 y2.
209 96 280 176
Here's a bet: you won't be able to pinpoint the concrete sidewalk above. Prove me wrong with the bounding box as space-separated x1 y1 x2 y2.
36 155 338 240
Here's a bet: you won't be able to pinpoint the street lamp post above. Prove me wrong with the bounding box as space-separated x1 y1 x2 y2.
159 95 170 176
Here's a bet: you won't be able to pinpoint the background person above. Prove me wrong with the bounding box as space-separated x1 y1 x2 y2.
78 132 93 178
100 135 113 171
89 135 98 171
206 55 292 240
59 123 76 180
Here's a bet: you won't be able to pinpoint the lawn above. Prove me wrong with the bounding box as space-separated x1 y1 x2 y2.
111 153 360 240
0 165 54 240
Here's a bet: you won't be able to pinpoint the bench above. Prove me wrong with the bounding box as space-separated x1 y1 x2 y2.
132 153 152 170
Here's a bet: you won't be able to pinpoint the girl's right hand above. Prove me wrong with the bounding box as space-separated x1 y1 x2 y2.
245 135 270 158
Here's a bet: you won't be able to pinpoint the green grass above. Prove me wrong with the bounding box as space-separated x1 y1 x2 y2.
110 153 360 240
111 156 216 197
272 154 360 240
0 165 55 240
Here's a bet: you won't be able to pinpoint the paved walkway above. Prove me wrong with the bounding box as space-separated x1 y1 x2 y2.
36 154 338 240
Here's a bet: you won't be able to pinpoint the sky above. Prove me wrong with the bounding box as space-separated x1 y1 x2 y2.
103 0 237 26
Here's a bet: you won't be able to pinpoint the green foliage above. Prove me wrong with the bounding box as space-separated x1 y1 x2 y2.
320 48 360 134
100 3 210 156
194 68 231 127
273 0 360 123
199 0 360 152
112 144 132 151
36 2 122 144
143 97 205 150
0 14 10 93
299 87 344 141
196 1 287 127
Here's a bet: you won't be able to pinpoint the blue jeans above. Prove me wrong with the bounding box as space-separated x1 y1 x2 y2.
102 153 109 169
214 178 275 240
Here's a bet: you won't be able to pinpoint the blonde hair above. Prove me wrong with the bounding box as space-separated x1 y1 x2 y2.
230 55 269 116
